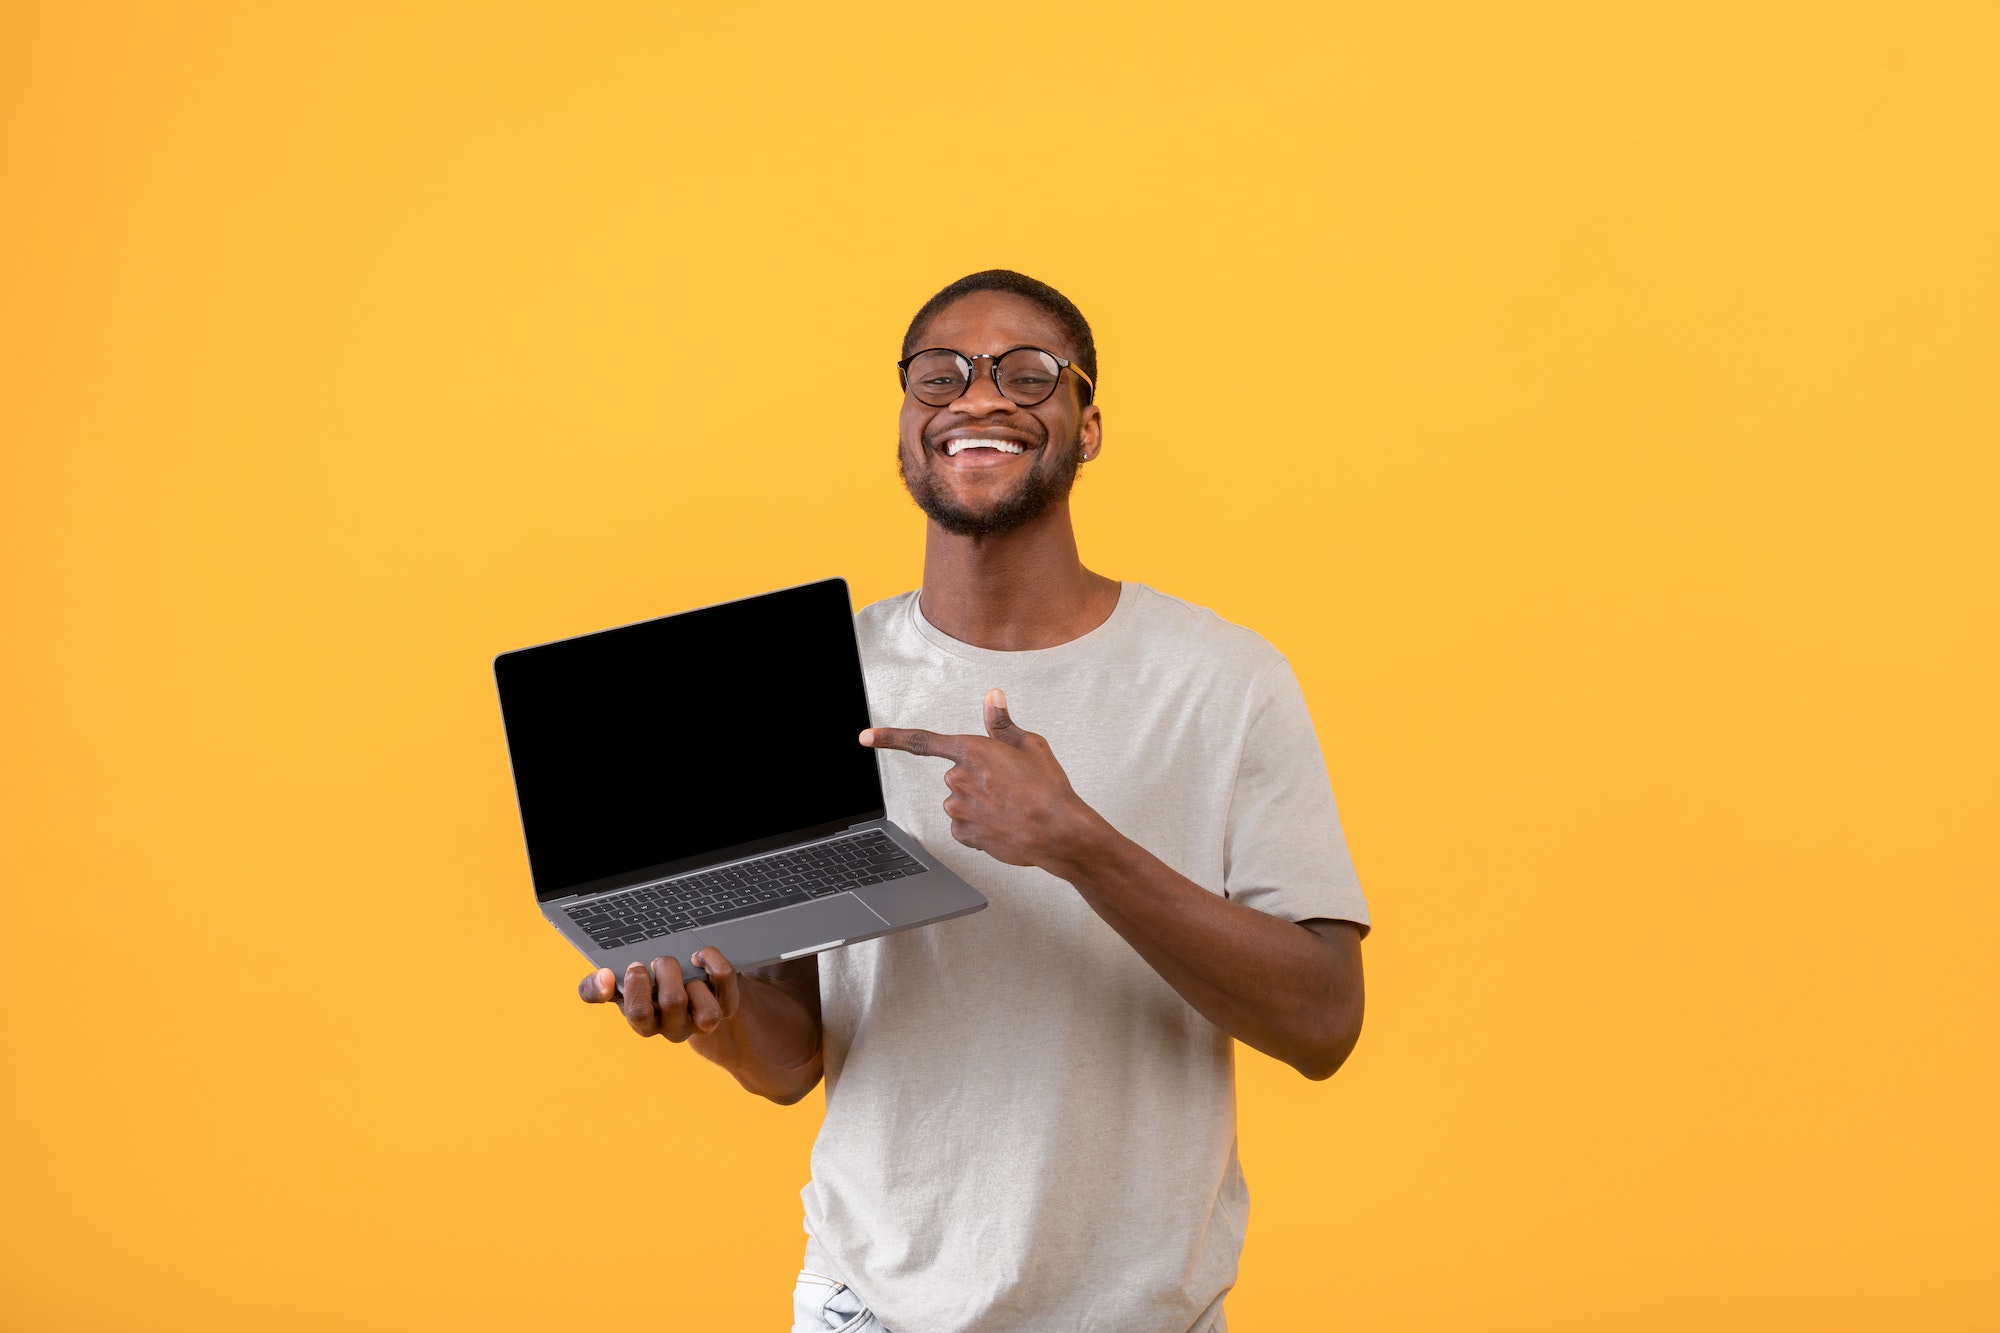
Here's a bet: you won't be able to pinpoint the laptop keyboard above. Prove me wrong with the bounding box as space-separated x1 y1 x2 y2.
566 828 924 951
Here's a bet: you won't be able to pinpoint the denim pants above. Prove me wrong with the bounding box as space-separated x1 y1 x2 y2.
792 1269 892 1333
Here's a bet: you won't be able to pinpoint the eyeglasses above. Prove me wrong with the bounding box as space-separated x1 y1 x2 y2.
897 346 1095 408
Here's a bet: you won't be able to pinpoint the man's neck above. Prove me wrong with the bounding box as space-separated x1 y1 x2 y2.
919 500 1121 651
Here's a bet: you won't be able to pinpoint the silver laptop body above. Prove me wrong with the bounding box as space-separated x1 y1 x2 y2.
495 578 986 984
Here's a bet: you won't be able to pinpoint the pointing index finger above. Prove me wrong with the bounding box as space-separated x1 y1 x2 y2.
860 727 975 762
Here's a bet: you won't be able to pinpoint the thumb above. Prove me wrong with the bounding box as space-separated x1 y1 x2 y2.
984 687 1024 744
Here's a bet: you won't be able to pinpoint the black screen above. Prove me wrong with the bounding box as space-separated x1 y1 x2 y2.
494 579 885 900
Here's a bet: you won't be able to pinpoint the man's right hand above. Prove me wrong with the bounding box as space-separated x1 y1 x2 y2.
575 946 825 1104
578 946 740 1043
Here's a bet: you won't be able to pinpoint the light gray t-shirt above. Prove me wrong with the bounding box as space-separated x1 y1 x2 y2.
801 583 1370 1333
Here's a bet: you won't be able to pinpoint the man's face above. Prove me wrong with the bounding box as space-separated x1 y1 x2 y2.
897 291 1103 538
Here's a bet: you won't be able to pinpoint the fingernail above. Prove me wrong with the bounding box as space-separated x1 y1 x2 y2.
858 729 873 744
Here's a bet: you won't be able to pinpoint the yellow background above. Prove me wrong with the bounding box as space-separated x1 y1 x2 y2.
3 2 1996 1328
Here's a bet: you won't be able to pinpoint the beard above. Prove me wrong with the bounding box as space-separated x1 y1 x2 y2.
898 427 1086 539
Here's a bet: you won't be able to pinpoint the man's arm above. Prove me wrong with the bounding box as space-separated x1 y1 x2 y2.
1049 827 1364 1080
579 948 825 1105
863 690 1366 1081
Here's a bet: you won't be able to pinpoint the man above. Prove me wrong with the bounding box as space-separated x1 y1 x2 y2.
580 271 1370 1332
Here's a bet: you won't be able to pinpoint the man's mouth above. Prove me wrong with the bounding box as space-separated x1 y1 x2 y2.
942 439 1026 457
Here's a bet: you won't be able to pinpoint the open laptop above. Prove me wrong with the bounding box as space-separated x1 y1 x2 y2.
494 577 987 985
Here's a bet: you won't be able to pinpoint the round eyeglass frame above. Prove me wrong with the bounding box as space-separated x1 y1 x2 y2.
897 345 1096 408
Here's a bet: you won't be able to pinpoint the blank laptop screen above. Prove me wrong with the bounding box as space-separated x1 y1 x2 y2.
494 579 885 901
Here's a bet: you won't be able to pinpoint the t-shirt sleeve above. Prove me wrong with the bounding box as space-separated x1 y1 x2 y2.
1222 656 1371 934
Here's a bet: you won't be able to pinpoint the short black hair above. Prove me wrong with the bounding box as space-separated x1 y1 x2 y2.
902 270 1097 405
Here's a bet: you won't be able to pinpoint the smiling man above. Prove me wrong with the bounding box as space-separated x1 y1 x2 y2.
581 270 1371 1333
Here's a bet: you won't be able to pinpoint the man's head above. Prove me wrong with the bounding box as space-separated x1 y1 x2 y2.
896 270 1102 540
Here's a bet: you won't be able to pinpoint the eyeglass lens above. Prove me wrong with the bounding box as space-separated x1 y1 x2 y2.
906 349 1067 407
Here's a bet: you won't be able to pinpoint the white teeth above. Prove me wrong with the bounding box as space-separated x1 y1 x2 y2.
945 440 1025 456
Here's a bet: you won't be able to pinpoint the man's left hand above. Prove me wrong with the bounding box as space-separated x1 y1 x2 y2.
861 689 1096 869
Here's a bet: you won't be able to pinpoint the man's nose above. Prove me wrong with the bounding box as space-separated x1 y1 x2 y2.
953 360 1018 415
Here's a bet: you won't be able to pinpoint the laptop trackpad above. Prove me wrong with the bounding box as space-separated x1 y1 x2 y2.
694 894 887 970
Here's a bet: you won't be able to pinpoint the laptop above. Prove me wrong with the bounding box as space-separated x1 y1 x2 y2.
494 577 987 985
